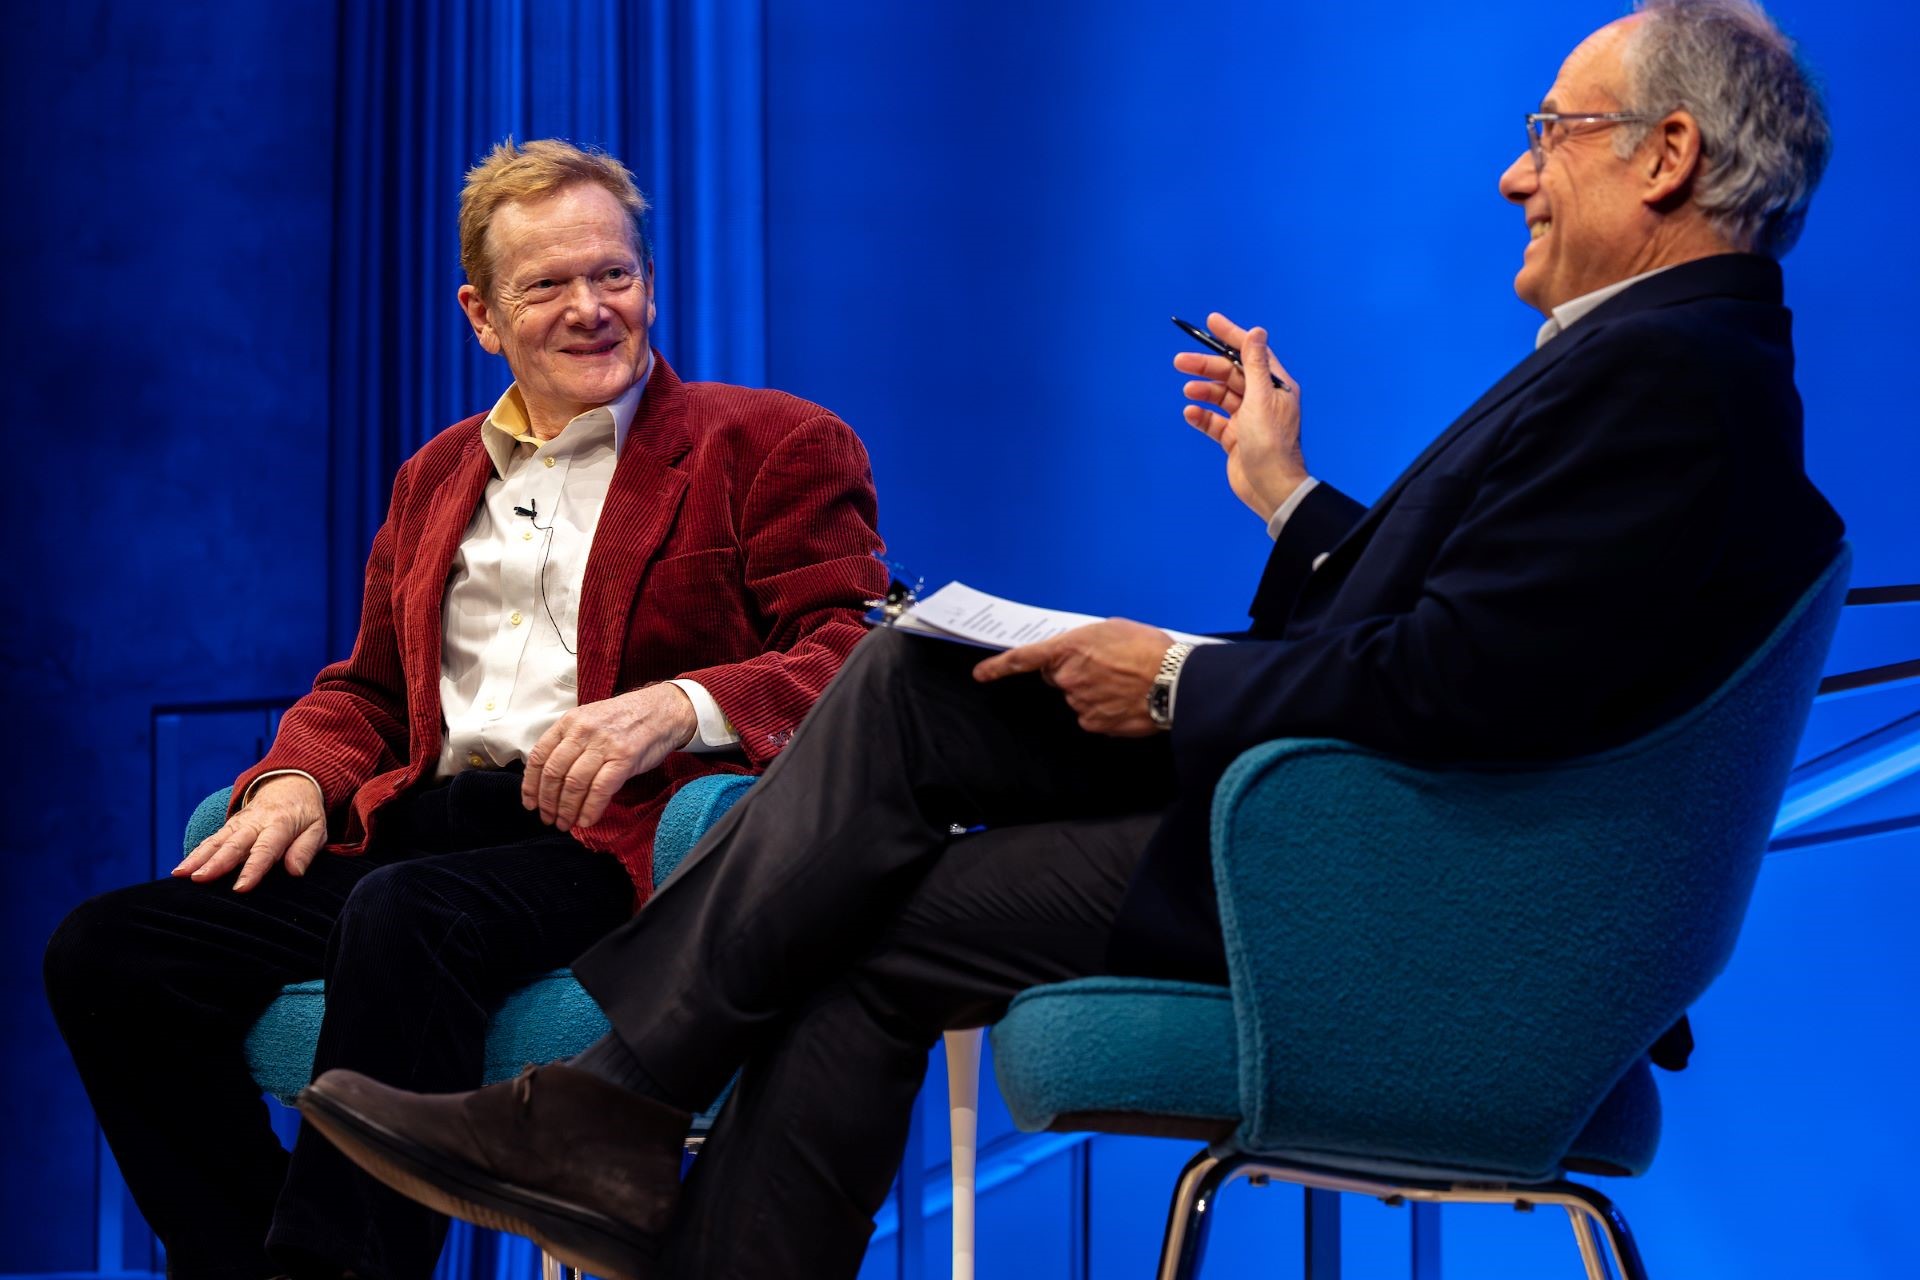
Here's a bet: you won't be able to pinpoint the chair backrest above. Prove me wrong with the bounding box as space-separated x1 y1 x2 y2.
1208 547 1851 1179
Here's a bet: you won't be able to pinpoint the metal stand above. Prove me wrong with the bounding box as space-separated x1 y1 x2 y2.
1152 1150 1649 1280
946 1028 986 1280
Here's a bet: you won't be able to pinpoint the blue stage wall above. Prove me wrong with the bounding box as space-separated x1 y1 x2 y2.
759 0 1915 621
3 0 1913 1276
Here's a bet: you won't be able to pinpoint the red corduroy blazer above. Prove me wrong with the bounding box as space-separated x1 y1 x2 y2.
234 355 886 899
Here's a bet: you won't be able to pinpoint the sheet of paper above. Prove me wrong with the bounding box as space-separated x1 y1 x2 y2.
894 581 1225 651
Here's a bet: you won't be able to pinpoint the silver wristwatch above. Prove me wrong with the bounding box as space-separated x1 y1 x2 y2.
1146 642 1195 730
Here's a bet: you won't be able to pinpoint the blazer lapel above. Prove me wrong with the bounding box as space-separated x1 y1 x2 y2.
1305 335 1586 582
1304 255 1781 585
404 433 493 743
575 355 694 705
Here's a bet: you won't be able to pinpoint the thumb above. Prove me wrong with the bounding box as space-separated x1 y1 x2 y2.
1241 327 1274 397
1244 328 1274 383
1243 327 1296 399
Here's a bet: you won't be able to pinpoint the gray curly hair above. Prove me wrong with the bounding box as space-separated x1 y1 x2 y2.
1615 0 1830 258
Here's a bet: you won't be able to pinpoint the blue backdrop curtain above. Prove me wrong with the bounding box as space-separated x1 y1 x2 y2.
326 0 769 659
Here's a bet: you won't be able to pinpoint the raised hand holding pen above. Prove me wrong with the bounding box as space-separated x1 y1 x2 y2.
1172 315 1289 392
1175 311 1310 522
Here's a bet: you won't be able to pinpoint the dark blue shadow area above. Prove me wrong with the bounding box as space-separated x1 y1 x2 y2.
0 2 335 1270
4 0 1915 1274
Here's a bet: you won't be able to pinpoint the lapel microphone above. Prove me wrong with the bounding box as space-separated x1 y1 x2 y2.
510 495 575 656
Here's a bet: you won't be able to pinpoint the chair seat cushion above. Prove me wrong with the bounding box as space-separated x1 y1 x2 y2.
991 978 1243 1133
246 980 327 1104
244 971 611 1106
1562 1058 1661 1177
992 979 1660 1183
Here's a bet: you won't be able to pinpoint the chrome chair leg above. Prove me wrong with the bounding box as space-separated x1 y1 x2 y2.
1151 1153 1651 1280
1566 1204 1611 1280
1558 1181 1650 1280
1155 1151 1256 1280
540 1251 562 1280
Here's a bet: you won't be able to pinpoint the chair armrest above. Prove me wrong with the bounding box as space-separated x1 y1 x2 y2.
653 774 757 885
192 774 758 890
184 787 236 855
1207 737 1740 1179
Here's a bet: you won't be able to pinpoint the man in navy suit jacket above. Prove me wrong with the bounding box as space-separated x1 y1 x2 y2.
298 3 1843 1276
1110 251 1843 982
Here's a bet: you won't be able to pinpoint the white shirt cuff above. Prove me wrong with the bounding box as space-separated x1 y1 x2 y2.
243 769 324 808
668 679 741 751
1265 476 1321 540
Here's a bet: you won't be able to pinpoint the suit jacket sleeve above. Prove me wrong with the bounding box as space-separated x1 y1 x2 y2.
1172 320 1732 791
676 413 886 765
1248 482 1368 635
231 467 413 823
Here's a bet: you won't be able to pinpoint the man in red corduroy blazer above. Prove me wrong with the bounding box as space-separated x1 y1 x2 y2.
43 138 884 1280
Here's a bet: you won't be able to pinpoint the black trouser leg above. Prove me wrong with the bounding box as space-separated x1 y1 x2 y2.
267 836 634 1279
43 772 636 1280
571 626 1176 1109
43 848 400 1280
661 812 1164 1279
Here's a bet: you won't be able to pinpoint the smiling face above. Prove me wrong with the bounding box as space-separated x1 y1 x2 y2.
1498 18 1657 315
457 182 655 436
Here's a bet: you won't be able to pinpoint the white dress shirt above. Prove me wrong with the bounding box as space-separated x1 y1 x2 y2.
436 361 739 778
1535 265 1677 349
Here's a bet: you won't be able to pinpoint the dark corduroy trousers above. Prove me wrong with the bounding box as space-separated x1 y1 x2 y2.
43 770 635 1280
570 627 1179 1279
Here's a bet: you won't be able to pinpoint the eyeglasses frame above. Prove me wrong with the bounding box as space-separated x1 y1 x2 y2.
1523 111 1655 167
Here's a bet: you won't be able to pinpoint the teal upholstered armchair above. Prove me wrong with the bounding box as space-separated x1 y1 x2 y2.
194 771 991 1280
184 779 756 1115
193 777 754 1280
990 548 1852 1280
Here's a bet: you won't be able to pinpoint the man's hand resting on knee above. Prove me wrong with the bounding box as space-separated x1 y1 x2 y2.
522 683 700 833
974 619 1175 737
174 774 328 893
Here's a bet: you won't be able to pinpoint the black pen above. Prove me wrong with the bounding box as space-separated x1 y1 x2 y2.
1172 315 1290 394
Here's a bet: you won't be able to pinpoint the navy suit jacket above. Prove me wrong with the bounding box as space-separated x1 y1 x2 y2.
1108 253 1843 982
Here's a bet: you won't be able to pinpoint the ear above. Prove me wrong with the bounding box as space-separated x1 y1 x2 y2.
1642 108 1703 208
457 283 503 355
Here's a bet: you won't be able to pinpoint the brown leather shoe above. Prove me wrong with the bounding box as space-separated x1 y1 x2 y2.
297 1064 689 1280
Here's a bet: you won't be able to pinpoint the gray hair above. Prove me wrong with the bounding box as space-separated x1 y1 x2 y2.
1616 0 1831 257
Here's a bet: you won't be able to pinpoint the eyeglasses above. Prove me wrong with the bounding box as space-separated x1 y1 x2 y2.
1523 111 1652 167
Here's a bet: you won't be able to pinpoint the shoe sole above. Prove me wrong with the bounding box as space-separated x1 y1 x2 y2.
298 1085 656 1280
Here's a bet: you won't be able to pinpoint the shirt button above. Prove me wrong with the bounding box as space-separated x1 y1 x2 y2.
509 611 523 626
484 699 496 712
523 530 534 541
467 752 485 768
543 456 556 469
